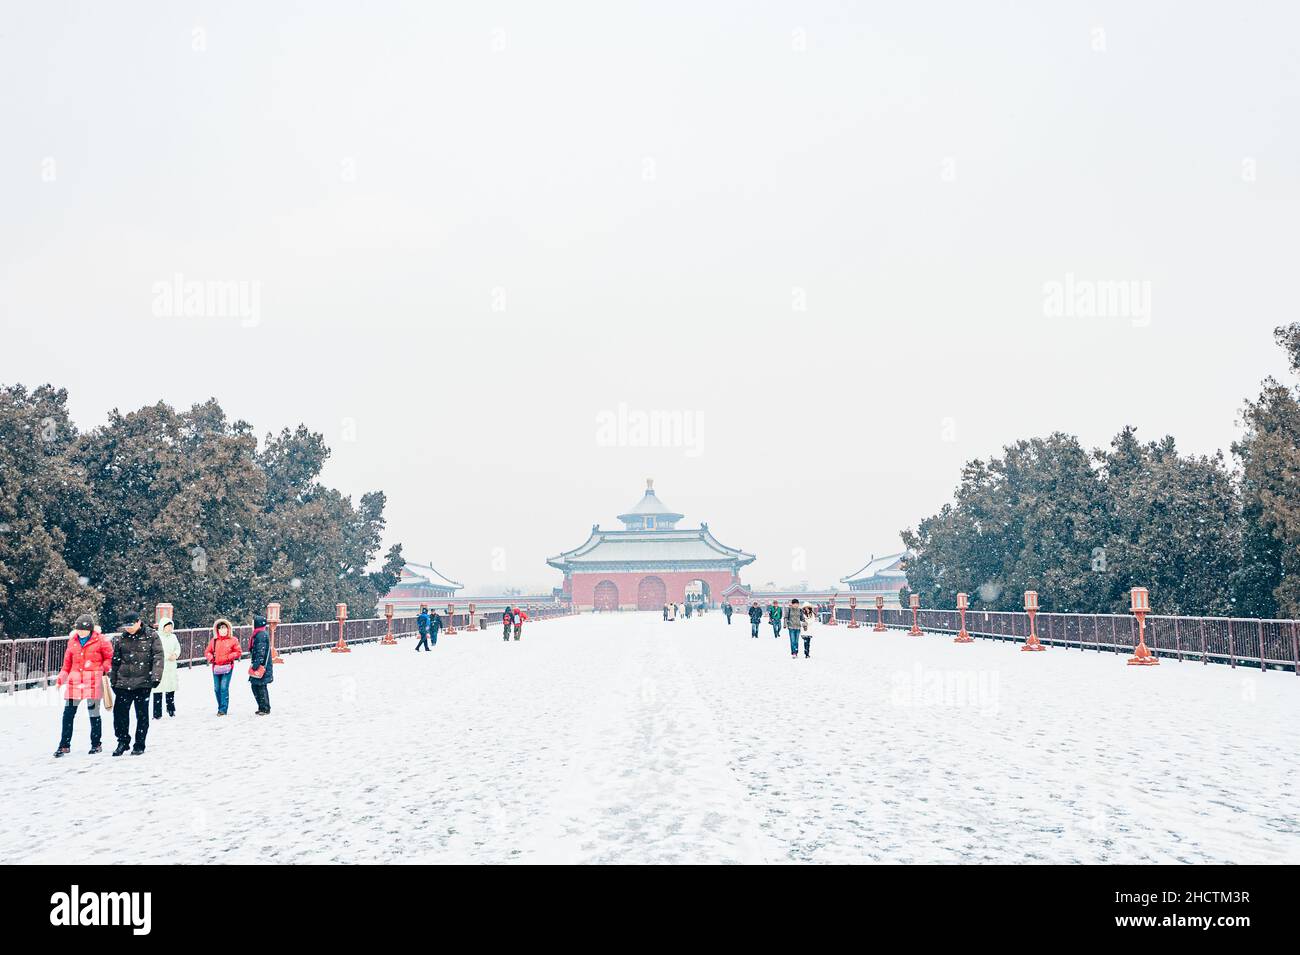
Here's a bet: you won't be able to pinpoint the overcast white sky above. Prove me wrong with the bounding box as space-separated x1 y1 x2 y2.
2 2 1298 593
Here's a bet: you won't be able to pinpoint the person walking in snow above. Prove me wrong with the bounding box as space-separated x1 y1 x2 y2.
800 603 815 658
747 602 763 638
416 605 432 651
247 614 274 715
662 603 669 621
502 606 514 641
723 602 733 624
53 614 113 757
767 601 782 638
109 611 164 756
205 617 241 716
511 606 528 640
784 599 804 659
152 616 181 719
684 601 693 619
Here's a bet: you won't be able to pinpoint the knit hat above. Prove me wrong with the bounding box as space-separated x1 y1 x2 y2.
252 614 267 628
73 614 95 631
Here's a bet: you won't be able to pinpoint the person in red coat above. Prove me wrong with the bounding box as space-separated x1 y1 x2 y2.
510 607 528 641
54 614 113 757
204 618 242 716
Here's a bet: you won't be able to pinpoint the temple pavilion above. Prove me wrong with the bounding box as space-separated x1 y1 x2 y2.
547 480 755 611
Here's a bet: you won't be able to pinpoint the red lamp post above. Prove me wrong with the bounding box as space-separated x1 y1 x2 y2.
847 595 860 629
467 602 479 632
954 592 973 644
874 595 887 632
908 593 922 635
826 593 837 626
1022 591 1045 651
1127 587 1158 666
154 602 173 628
267 602 284 663
444 603 457 635
381 602 397 645
331 602 350 653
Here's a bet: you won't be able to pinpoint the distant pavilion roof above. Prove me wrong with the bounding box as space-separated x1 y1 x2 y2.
840 551 908 585
617 478 684 528
397 561 464 592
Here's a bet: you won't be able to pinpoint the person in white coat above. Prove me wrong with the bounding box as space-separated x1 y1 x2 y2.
152 617 181 719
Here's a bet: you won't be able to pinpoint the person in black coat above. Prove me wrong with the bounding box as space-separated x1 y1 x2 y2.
747 602 763 638
109 612 164 756
248 614 275 715
723 603 733 624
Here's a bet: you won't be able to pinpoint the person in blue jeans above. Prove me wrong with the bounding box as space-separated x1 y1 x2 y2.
204 617 242 716
784 599 804 659
214 671 231 713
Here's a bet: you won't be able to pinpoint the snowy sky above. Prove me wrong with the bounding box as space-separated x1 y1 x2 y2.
2 2 1298 593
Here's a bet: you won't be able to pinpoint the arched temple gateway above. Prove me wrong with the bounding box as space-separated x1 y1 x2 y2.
547 479 755 611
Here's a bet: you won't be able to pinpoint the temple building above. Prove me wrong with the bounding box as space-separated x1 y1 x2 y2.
377 560 464 615
547 480 755 611
839 552 909 605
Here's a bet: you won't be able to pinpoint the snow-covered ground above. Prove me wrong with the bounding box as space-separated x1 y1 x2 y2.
2 612 1297 864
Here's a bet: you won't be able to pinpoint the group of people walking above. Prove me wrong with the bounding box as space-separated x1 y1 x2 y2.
415 604 529 645
54 610 274 758
414 606 443 650
662 599 711 621
501 605 527 640
744 599 816 658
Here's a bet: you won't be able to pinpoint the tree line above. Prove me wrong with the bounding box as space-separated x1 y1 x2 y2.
0 386 404 639
901 324 1300 619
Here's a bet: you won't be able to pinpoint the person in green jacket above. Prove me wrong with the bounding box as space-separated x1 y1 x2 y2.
152 617 181 719
767 601 782 638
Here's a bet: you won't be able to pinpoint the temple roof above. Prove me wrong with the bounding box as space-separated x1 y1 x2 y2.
840 551 908 584
617 478 684 526
547 526 755 570
396 560 464 592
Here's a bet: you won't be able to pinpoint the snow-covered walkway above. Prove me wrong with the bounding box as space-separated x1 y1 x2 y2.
2 612 1297 864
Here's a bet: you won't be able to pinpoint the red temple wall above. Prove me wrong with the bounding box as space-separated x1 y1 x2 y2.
568 570 739 609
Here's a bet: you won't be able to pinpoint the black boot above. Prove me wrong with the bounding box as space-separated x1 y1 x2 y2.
57 704 76 752
153 695 162 720
88 716 103 753
112 741 130 757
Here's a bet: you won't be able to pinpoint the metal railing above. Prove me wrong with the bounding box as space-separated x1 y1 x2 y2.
1 605 577 694
834 606 1300 673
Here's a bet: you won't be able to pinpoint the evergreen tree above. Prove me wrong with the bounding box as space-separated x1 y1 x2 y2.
0 387 402 637
0 385 102 637
1233 324 1300 616
903 430 1240 616
1098 428 1239 615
